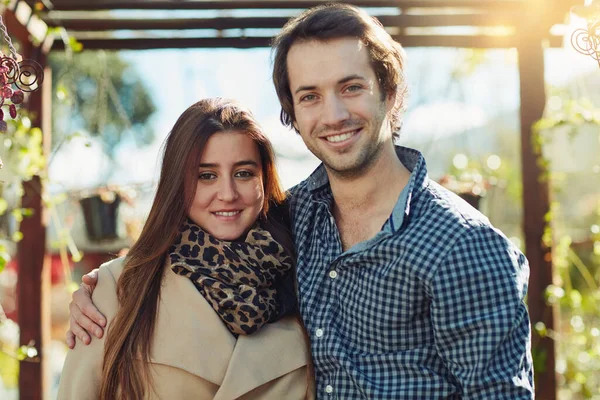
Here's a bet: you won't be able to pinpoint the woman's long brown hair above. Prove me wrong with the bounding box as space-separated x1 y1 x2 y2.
99 98 287 399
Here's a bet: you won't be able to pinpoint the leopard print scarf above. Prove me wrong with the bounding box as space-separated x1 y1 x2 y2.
169 219 294 336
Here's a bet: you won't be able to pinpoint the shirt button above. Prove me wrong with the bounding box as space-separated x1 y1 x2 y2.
315 328 324 338
325 385 334 394
328 270 338 279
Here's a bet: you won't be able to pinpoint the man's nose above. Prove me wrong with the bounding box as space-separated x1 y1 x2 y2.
321 95 350 127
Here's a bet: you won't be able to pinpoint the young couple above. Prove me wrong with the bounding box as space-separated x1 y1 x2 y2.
59 4 534 399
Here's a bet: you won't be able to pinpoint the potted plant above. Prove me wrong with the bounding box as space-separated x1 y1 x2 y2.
79 188 121 242
438 153 497 211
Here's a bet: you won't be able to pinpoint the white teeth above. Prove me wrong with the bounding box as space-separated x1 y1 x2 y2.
325 131 356 143
214 211 240 217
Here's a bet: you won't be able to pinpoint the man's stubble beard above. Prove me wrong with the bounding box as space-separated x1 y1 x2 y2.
323 136 386 181
320 107 391 181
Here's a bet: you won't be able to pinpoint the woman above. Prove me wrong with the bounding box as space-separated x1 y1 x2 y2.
58 98 314 399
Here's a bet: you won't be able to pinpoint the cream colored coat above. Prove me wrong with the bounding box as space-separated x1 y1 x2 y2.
58 258 314 399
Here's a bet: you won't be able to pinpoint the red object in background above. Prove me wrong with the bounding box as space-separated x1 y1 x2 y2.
1 252 116 323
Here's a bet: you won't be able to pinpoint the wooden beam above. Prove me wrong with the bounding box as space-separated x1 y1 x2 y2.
517 20 557 400
2 5 33 47
52 36 273 50
50 34 563 50
2 3 50 53
35 0 528 11
47 13 522 31
50 16 291 31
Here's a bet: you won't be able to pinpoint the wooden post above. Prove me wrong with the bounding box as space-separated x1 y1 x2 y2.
517 32 557 400
1 4 52 399
16 53 52 399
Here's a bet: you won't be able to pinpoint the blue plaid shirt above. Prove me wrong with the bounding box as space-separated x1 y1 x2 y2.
289 146 534 399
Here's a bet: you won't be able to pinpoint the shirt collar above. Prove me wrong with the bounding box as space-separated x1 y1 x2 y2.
389 146 427 232
305 145 429 232
306 161 329 192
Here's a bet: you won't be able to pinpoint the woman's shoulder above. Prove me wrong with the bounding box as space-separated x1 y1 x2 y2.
98 256 126 280
89 257 126 314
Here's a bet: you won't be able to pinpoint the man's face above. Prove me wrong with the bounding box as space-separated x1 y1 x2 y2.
287 37 394 178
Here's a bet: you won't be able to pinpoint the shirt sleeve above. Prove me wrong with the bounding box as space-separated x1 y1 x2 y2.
57 264 119 400
430 224 534 399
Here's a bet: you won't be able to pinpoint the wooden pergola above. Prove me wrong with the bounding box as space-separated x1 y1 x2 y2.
2 0 576 398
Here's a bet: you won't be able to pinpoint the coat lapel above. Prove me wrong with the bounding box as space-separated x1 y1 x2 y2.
213 315 311 400
150 267 237 386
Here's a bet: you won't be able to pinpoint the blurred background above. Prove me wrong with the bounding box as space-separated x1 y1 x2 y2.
0 0 599 399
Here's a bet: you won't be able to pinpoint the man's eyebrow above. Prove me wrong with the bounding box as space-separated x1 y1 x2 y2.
294 85 317 95
198 160 259 168
293 74 367 95
338 74 366 84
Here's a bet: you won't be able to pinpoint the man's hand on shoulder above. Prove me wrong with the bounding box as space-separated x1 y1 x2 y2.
65 269 106 349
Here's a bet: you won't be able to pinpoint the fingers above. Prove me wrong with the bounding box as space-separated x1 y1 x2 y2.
68 289 106 346
74 282 106 328
81 268 99 287
69 308 92 345
65 330 76 349
65 268 106 346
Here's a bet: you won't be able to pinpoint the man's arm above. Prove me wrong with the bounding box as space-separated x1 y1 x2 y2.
65 269 106 348
430 224 534 398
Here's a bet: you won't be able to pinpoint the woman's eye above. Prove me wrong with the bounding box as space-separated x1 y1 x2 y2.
235 170 254 178
198 172 216 180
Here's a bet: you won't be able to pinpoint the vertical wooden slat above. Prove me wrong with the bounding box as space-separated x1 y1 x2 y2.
17 55 51 399
517 32 557 400
17 176 50 400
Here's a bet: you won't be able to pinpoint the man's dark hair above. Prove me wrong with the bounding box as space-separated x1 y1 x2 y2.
272 3 408 139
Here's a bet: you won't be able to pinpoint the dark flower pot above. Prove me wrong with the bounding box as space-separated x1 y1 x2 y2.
79 194 121 241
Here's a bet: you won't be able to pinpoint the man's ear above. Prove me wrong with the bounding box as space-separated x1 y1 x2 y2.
385 90 397 113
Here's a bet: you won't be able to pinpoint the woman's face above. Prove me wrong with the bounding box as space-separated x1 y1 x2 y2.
189 130 265 241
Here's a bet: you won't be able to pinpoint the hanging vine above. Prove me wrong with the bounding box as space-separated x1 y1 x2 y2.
532 84 600 398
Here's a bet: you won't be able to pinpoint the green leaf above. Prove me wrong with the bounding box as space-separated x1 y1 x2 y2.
11 231 23 242
534 321 547 338
21 208 34 217
55 85 69 102
69 37 83 53
532 346 547 374
0 255 7 273
11 209 22 222
0 198 7 216
569 290 583 309
16 344 38 361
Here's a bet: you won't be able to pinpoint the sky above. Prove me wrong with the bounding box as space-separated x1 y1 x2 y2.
47 14 600 193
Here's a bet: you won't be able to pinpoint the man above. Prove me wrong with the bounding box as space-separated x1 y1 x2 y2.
67 4 534 398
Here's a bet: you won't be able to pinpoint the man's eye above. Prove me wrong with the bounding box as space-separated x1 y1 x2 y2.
198 173 216 180
300 94 317 102
345 85 362 92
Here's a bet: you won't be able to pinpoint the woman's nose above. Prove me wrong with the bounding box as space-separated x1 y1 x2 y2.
217 178 239 202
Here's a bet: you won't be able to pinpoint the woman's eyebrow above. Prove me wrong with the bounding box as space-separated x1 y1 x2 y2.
198 160 259 168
